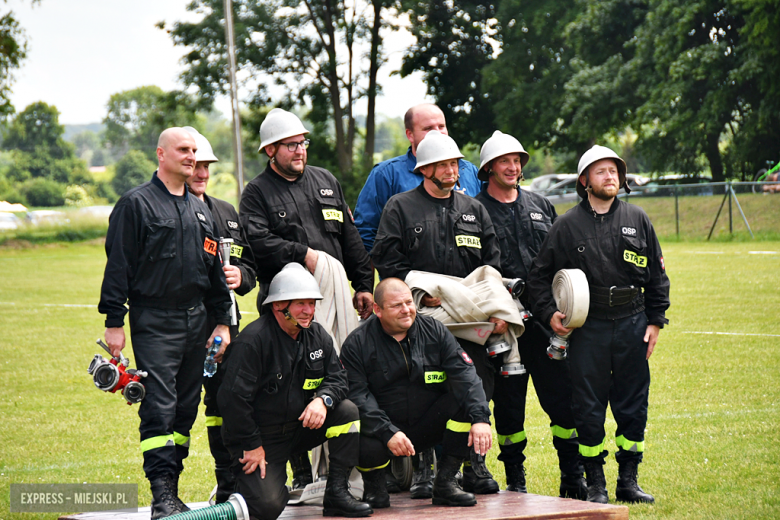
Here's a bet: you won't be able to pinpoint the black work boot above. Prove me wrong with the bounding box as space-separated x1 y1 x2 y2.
289 452 313 490
560 470 588 500
149 475 187 520
384 466 402 493
432 455 477 507
323 464 373 517
504 462 527 493
170 473 190 512
461 451 499 494
410 448 435 499
214 466 236 504
615 460 655 504
582 460 609 504
360 468 390 509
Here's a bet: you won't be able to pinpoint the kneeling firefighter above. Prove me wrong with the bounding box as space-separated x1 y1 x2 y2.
217 263 372 519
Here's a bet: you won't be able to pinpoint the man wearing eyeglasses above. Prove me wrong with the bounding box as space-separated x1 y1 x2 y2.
239 108 374 319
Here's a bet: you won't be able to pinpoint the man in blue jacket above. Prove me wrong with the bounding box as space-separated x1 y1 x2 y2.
354 104 482 253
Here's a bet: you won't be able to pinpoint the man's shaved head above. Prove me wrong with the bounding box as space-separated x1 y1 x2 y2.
374 277 411 307
404 104 448 155
404 104 443 131
158 127 194 151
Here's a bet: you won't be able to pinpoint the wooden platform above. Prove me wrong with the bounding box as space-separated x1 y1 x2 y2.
59 491 628 520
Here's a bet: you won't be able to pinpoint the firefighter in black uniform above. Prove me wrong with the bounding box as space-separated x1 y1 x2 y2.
371 130 502 496
183 127 256 504
239 108 374 317
217 263 372 520
527 145 670 504
238 107 374 488
340 278 493 509
98 127 233 519
474 131 586 500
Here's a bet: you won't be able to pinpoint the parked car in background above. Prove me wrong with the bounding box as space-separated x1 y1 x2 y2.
76 205 114 220
26 210 69 226
633 174 714 197
525 173 578 192
0 212 22 230
540 174 649 204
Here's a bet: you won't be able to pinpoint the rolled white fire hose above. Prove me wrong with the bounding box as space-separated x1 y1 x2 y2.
552 269 590 328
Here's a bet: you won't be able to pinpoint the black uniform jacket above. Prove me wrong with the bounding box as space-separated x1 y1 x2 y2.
239 164 373 293
527 198 670 328
99 173 232 328
340 314 491 446
475 186 557 283
205 194 256 298
371 183 502 280
218 313 349 452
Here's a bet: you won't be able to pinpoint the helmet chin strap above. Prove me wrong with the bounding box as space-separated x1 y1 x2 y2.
281 302 307 329
426 165 458 191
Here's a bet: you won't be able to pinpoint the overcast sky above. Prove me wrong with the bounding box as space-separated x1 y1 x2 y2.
8 0 429 125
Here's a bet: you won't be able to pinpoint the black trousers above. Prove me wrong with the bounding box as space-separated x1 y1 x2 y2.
130 304 208 480
568 313 650 463
358 393 472 470
459 338 494 401
492 321 579 473
226 400 360 520
203 324 240 474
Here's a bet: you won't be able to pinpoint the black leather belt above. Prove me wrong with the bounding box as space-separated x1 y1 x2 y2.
129 297 203 310
590 285 640 307
258 421 301 435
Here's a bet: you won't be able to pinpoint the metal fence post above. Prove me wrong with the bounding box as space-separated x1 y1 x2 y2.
674 186 679 238
728 181 733 234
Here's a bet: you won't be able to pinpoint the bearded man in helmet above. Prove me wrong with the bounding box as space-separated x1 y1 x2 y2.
217 263 372 519
239 108 374 318
474 131 586 500
371 130 503 497
527 145 670 504
183 127 256 505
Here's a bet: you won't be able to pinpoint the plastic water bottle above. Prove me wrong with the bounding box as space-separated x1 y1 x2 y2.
204 336 221 377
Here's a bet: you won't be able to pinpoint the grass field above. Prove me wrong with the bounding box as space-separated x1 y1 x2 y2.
1 241 779 519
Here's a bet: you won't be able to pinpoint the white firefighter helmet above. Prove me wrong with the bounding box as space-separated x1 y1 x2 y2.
478 130 529 182
413 130 464 172
182 127 219 163
576 145 629 198
262 263 323 305
258 108 310 152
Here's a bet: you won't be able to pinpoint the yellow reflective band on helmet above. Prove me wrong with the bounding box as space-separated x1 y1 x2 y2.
303 378 324 390
140 435 174 452
357 461 390 472
623 250 647 268
173 432 190 447
326 420 360 439
446 420 471 433
230 244 243 259
205 416 223 427
579 439 606 458
497 430 526 446
616 435 645 452
424 371 447 384
455 235 481 249
322 209 344 222
551 425 578 440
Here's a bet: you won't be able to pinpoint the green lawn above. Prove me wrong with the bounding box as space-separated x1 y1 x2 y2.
1 241 779 519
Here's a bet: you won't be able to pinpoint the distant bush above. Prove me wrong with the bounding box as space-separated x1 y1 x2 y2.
112 150 154 197
22 178 65 207
64 185 94 207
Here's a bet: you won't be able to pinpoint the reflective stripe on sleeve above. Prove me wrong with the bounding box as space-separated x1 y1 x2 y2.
446 420 471 433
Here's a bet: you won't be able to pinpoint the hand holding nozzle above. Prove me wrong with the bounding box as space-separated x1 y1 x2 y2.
219 238 239 327
97 338 129 367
